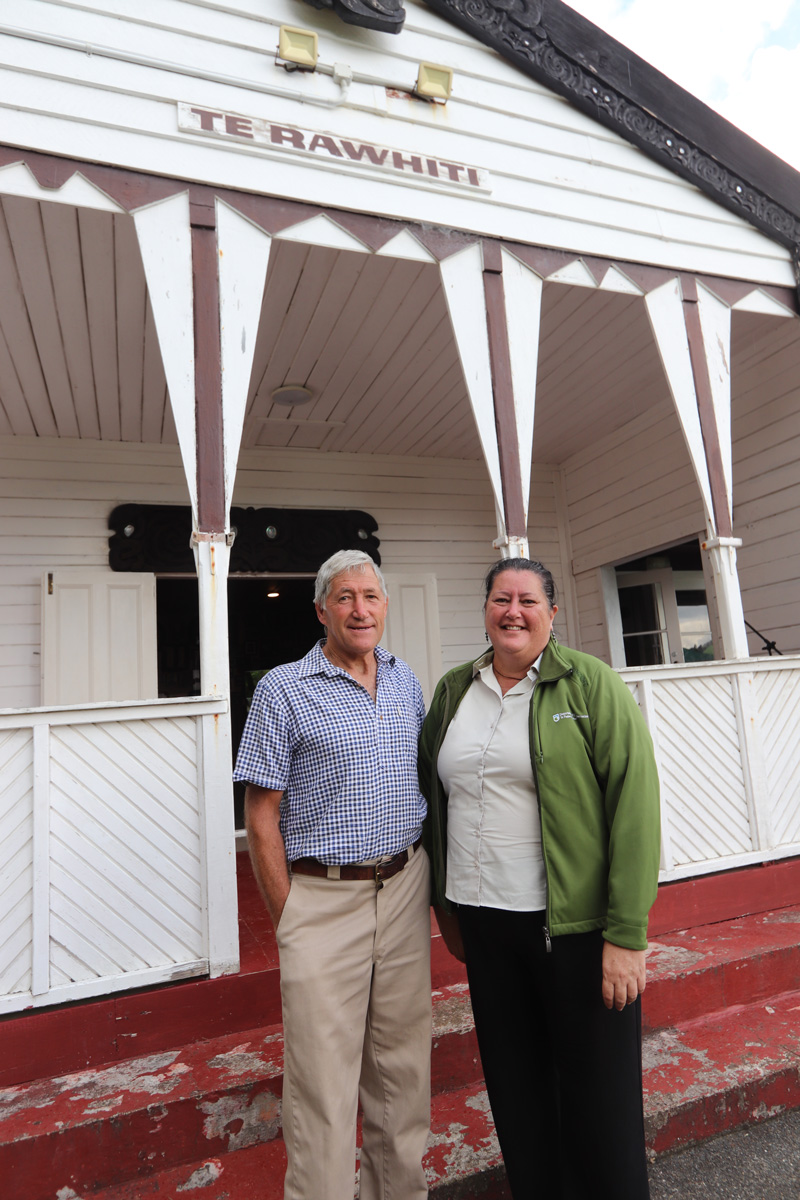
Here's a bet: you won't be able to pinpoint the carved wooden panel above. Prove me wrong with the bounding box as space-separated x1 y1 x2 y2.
108 504 381 572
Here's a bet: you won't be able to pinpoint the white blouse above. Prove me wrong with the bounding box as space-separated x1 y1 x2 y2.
437 658 546 911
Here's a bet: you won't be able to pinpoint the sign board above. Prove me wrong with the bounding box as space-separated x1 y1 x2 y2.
178 103 490 192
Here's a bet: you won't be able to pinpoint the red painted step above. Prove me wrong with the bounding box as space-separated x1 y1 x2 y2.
4 855 798 1092
0 863 465 1091
4 860 800 1200
643 986 800 1153
34 980 800 1200
644 905 800 1029
86 1081 507 1200
0 983 481 1200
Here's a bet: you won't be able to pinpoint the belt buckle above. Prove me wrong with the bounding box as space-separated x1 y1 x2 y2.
374 863 384 891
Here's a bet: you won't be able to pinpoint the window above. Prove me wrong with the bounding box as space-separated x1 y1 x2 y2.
610 541 714 668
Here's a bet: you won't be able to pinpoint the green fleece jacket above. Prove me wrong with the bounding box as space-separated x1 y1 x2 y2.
419 637 661 951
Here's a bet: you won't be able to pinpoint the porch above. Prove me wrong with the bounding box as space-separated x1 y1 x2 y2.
2 653 800 1018
1 150 800 1029
5 839 800 1200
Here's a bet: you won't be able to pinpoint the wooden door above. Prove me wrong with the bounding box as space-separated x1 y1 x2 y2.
382 573 442 708
42 570 158 705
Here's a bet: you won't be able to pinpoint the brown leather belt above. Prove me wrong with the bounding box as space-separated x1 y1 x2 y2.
291 838 422 890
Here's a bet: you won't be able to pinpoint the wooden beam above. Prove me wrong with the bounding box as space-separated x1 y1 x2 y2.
191 199 225 534
682 294 733 539
482 242 526 540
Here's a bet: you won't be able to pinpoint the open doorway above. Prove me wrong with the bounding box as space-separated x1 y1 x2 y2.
156 576 321 828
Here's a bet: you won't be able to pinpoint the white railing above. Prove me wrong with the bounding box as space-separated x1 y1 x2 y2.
620 656 800 882
0 696 236 1015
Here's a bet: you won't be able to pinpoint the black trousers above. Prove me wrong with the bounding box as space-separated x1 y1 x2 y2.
457 906 651 1200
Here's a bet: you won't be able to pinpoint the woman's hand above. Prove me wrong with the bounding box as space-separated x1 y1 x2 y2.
434 905 466 963
602 942 647 1011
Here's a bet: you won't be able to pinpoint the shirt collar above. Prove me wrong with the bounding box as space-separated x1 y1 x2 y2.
298 639 395 679
472 649 543 681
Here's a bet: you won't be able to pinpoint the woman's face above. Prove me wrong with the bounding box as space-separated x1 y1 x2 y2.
485 569 557 663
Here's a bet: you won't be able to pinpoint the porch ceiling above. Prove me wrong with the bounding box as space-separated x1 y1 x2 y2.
0 194 785 469
0 196 171 444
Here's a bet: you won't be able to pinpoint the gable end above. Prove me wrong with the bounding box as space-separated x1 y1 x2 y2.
423 0 800 299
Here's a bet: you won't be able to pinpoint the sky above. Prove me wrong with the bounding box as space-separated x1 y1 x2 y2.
566 0 800 170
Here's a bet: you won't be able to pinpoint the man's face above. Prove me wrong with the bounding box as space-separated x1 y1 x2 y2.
316 568 388 661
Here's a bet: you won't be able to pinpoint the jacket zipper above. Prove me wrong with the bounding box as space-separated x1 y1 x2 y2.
530 656 573 950
530 677 552 945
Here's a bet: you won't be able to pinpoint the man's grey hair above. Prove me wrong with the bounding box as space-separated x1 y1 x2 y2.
314 550 387 609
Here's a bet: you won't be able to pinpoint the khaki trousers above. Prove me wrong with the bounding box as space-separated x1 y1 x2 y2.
277 845 432 1200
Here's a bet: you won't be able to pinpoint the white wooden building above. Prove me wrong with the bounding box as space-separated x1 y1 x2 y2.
1 0 799 1016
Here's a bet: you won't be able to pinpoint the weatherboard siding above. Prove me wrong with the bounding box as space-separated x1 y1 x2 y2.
732 316 800 656
561 313 800 660
0 438 569 708
0 0 793 285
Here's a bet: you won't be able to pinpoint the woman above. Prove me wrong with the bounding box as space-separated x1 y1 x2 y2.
419 558 660 1200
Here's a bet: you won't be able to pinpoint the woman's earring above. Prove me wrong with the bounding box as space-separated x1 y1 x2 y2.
485 631 490 642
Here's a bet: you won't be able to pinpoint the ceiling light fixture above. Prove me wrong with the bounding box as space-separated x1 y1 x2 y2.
271 384 313 407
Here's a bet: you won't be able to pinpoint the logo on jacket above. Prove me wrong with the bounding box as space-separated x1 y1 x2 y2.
553 712 589 723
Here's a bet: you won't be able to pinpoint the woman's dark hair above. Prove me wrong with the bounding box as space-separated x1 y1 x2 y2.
483 558 557 610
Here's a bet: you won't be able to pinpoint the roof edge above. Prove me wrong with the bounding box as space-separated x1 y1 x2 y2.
422 0 800 292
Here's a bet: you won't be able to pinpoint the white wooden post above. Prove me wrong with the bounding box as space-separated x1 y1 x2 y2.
192 537 238 975
644 279 748 660
134 193 242 977
694 284 749 659
439 244 507 549
133 193 199 521
439 243 542 558
502 246 543 539
217 200 273 516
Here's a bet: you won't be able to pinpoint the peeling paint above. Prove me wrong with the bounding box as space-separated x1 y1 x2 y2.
716 331 729 375
72 1056 188 1102
208 1046 269 1076
176 1158 224 1190
84 1096 124 1114
425 1118 500 1183
750 1100 787 1122
0 1052 183 1122
56 1189 83 1200
432 984 474 1036
646 941 705 974
200 1091 281 1150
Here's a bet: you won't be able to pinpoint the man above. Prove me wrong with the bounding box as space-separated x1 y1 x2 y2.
234 550 431 1200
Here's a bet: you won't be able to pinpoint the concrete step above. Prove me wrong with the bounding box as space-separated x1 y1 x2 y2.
82 1081 508 1200
644 985 800 1155
25 983 800 1200
0 917 464 1091
4 856 798 1092
1 983 482 1200
644 904 800 1028
4 898 800 1199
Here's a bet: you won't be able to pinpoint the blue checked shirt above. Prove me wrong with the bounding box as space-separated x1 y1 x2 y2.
234 640 427 864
